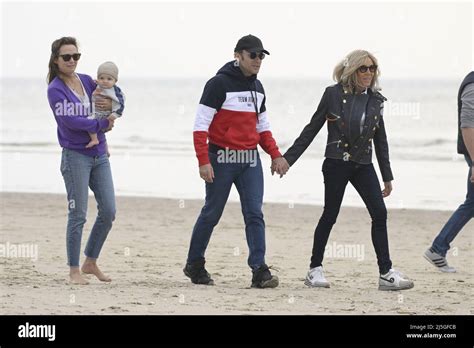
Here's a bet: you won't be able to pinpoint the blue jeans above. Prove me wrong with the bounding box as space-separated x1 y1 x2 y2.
431 155 473 256
311 158 392 274
187 150 266 270
60 148 116 267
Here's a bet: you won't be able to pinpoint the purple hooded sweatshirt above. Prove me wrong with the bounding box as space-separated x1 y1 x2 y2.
47 73 110 157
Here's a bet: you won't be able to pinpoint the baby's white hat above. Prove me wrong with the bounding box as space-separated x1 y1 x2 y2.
98 61 118 81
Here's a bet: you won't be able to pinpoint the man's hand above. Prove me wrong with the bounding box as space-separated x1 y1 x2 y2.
382 181 393 198
95 96 112 111
199 163 215 183
271 157 290 178
471 165 474 184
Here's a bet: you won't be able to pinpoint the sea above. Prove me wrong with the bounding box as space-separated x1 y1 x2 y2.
1 77 470 211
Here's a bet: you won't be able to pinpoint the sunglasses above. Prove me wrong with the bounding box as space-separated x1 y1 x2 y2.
247 51 266 60
59 53 81 62
358 65 377 73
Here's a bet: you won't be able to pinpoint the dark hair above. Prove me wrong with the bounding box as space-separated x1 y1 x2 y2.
47 37 78 84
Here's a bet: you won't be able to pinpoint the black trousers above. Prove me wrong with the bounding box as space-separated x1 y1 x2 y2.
310 158 392 274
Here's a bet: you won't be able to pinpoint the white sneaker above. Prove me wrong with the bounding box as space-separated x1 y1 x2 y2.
379 269 414 291
304 266 330 288
423 248 456 273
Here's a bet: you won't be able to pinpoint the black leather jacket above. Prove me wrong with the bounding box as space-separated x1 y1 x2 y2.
283 83 394 182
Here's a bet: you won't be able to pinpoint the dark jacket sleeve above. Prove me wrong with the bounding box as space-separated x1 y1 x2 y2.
373 111 394 182
113 85 126 116
283 87 329 166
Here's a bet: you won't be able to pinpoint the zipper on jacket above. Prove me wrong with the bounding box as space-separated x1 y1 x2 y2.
347 97 355 143
326 140 342 148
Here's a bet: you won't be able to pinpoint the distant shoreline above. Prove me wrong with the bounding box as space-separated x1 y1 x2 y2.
0 191 462 213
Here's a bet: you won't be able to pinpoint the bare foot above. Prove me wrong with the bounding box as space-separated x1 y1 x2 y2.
69 270 89 285
81 262 112 282
85 139 99 148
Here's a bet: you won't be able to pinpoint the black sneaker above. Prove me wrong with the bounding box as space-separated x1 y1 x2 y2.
251 264 279 288
183 260 214 285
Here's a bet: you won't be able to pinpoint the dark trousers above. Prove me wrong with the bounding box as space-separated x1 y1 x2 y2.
187 150 266 270
310 158 392 274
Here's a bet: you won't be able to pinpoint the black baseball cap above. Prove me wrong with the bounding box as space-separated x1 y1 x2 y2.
234 34 270 55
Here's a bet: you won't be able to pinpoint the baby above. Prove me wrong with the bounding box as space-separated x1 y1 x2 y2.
86 61 126 153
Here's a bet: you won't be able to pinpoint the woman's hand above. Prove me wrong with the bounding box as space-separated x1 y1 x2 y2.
95 96 112 111
382 181 393 198
104 116 115 132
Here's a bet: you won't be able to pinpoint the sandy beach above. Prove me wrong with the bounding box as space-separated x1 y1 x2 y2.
0 192 472 315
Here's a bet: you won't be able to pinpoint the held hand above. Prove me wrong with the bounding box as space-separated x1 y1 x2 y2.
199 163 215 183
271 157 290 178
382 181 393 198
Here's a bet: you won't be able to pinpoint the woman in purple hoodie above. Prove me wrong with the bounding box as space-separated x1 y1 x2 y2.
47 37 116 285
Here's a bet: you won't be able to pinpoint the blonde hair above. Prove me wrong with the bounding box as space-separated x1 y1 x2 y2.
333 50 380 94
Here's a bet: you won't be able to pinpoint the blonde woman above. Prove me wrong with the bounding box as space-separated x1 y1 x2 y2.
275 50 414 290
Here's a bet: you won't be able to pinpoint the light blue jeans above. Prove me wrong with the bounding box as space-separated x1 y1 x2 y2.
60 148 116 267
431 155 473 256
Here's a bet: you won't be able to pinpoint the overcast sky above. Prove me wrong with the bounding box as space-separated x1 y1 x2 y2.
1 0 473 79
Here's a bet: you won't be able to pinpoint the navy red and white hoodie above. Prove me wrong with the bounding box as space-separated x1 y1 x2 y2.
193 60 282 166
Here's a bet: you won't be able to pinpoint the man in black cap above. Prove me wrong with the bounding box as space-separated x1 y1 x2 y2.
184 34 287 288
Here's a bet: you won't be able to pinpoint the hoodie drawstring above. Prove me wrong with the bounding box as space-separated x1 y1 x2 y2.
249 81 259 123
